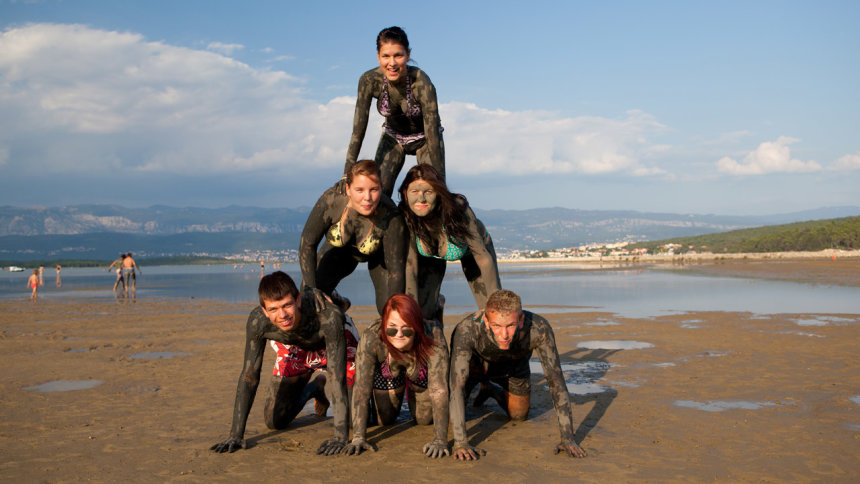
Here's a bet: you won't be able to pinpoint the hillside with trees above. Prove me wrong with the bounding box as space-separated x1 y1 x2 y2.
629 216 860 254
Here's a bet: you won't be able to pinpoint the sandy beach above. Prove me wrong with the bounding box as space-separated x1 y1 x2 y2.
1 259 858 483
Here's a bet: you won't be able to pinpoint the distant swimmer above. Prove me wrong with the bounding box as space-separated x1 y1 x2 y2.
107 254 126 296
344 26 445 197
27 269 39 302
122 253 141 300
448 290 588 461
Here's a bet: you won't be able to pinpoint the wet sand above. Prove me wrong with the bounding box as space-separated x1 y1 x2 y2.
1 260 858 483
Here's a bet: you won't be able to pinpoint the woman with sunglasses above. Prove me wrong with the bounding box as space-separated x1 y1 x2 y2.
343 294 450 458
300 160 408 315
398 164 501 322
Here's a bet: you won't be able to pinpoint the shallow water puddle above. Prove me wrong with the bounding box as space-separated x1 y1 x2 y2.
584 320 621 326
129 351 191 360
24 380 103 392
531 359 615 395
674 399 778 412
793 318 829 326
577 340 654 350
851 396 860 405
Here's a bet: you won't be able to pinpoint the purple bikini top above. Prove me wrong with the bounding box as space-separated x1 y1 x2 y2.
377 72 422 120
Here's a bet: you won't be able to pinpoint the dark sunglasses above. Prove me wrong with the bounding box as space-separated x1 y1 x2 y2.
385 327 415 338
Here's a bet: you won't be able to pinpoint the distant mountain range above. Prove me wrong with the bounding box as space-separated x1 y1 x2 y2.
1 204 858 262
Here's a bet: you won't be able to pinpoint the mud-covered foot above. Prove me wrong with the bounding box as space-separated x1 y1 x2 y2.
314 395 330 418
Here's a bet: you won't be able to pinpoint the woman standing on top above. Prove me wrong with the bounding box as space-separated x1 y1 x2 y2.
398 164 501 323
344 26 445 197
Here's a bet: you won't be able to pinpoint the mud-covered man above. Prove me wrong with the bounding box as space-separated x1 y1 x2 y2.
211 271 354 456
448 289 588 460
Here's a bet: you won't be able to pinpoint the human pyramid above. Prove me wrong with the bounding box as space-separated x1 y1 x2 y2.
211 27 587 461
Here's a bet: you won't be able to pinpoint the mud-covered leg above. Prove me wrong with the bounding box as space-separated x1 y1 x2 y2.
316 243 359 297
375 133 406 197
407 384 433 425
417 256 446 321
368 257 393 316
263 373 314 430
372 387 405 425
416 131 445 182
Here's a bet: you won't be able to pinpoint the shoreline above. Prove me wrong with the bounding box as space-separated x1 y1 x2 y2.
1 260 858 482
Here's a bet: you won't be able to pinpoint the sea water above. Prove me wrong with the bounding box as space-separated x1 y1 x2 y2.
1 263 859 318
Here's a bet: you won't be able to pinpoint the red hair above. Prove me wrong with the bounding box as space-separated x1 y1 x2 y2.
380 294 434 366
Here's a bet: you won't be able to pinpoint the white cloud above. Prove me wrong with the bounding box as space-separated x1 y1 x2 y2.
716 136 821 175
442 104 669 176
832 152 860 171
0 23 672 180
207 41 244 55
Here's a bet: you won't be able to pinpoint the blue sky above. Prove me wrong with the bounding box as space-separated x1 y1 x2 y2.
1 0 858 215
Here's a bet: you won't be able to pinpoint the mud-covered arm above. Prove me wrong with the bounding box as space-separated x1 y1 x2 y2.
427 324 450 448
299 193 334 290
318 308 349 455
345 70 377 173
534 317 587 458
448 320 483 459
348 326 382 445
383 214 408 295
404 233 419 301
211 308 268 452
413 70 443 172
464 207 501 296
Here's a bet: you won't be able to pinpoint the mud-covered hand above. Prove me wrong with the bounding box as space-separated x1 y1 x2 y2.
342 438 375 456
210 437 246 453
422 439 450 458
316 438 347 456
311 287 333 313
452 441 485 461
554 439 587 458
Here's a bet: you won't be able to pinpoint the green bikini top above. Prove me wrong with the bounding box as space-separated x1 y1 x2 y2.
416 227 468 261
327 204 381 256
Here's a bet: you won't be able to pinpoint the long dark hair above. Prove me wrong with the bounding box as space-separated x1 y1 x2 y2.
397 164 470 249
380 294 434 366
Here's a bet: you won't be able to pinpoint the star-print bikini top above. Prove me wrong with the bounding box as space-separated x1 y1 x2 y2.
415 227 468 261
327 204 381 256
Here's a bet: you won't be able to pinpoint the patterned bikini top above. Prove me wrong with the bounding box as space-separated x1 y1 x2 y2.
377 71 422 120
326 204 381 256
415 227 468 261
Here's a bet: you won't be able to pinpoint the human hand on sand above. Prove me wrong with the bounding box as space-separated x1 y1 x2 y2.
422 439 450 458
452 441 485 461
555 439 587 458
342 438 375 455
210 437 246 453
316 438 347 456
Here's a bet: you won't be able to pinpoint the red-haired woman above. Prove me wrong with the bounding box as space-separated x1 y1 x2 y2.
343 294 449 458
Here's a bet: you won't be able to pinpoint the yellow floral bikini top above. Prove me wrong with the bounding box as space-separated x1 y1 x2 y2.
327 204 381 256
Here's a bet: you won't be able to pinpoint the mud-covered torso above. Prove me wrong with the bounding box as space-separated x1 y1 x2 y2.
373 66 425 136
322 191 401 262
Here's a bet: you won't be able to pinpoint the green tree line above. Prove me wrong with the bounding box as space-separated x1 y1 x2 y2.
629 216 860 254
